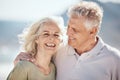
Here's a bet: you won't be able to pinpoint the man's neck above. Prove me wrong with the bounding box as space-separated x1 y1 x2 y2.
75 37 98 55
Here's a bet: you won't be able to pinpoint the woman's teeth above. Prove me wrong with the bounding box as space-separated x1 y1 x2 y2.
46 43 55 47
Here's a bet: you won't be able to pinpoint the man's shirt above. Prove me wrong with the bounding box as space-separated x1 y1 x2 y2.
54 37 120 80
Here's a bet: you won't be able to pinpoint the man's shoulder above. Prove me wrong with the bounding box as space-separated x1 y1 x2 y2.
104 44 120 53
104 44 120 59
98 37 120 56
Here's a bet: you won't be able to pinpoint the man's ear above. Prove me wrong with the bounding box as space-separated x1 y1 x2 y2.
90 27 98 36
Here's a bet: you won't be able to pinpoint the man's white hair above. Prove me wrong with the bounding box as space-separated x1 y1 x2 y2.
68 1 103 29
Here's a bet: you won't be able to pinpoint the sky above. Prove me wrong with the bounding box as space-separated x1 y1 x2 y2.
99 0 120 3
0 0 120 21
0 0 79 21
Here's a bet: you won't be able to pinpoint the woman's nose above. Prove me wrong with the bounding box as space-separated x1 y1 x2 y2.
49 35 55 41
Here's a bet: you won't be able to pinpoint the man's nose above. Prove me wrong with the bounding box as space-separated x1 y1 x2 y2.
67 27 73 36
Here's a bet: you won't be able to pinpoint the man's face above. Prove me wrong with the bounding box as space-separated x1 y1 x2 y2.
67 17 91 49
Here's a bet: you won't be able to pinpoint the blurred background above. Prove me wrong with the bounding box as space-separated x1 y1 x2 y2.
0 0 120 80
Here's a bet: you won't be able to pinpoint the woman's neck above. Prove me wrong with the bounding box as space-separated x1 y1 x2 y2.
35 52 52 75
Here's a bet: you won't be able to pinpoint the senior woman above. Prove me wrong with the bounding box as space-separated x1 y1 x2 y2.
7 16 64 80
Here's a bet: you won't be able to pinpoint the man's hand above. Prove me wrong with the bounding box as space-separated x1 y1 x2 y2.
14 52 35 65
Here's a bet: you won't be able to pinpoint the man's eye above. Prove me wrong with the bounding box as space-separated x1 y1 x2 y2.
72 28 77 32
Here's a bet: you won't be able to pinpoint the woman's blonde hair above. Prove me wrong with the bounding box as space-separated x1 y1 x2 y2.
18 16 64 56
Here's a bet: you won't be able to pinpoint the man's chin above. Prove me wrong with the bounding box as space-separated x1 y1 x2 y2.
68 42 74 47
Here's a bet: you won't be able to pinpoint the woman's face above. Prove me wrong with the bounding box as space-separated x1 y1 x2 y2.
35 22 61 55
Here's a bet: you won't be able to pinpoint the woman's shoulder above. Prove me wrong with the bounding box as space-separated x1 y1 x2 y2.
19 60 34 65
16 60 35 70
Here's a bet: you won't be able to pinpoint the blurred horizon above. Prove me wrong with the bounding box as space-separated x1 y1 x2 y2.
0 0 120 80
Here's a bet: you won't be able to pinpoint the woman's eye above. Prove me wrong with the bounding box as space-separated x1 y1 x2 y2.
43 33 49 37
54 34 60 37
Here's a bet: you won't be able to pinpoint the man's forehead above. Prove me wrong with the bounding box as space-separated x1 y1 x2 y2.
69 16 85 24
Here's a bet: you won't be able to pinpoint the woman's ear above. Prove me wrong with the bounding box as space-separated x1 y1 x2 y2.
35 37 39 44
35 39 38 44
60 39 63 43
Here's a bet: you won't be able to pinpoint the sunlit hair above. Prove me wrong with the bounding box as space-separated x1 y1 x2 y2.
68 1 103 29
18 16 65 56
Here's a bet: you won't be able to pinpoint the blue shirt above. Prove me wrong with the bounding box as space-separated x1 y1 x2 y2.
55 37 120 80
